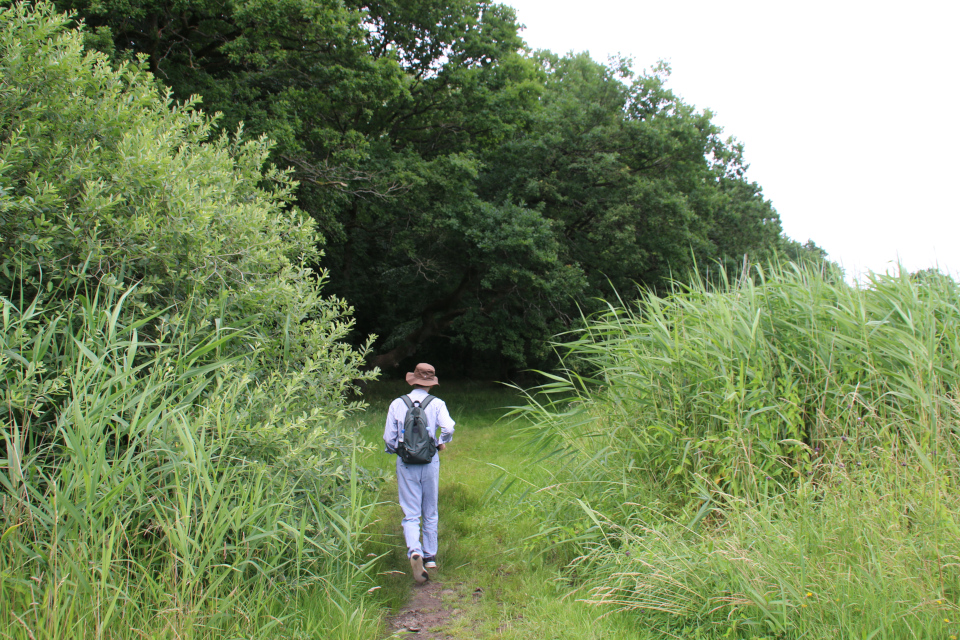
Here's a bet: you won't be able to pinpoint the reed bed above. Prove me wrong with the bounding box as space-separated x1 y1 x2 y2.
519 262 960 639
1 287 382 639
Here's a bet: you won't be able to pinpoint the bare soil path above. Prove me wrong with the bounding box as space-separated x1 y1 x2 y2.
383 577 476 638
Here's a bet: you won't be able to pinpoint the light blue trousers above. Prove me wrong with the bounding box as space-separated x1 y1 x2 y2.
396 454 440 558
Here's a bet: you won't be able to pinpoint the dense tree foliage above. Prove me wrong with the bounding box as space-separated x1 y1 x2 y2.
55 0 822 374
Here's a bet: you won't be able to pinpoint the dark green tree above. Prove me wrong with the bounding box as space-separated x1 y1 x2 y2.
56 0 816 374
483 56 786 294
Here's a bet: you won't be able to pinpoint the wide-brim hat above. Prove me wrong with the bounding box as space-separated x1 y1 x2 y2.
406 363 439 387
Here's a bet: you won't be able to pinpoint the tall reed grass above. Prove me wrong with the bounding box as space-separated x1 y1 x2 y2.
518 262 960 639
1 286 382 639
1 6 385 634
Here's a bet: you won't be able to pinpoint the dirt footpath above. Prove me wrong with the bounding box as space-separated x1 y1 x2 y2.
385 574 483 638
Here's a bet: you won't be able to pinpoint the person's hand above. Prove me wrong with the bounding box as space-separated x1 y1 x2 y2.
438 443 446 451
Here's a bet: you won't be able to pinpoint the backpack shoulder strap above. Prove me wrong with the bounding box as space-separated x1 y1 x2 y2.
400 395 414 408
419 394 435 410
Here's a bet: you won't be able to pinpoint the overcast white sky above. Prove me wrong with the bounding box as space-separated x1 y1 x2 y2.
505 0 960 280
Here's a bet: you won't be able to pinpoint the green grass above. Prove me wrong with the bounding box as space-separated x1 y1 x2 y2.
353 380 656 639
1 286 381 640
12 261 959 639
511 262 960 639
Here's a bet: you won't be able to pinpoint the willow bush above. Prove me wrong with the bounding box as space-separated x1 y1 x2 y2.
1 3 379 638
520 262 960 638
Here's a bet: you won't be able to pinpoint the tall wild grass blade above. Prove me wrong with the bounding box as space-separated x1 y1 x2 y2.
520 261 960 638
2 283 382 639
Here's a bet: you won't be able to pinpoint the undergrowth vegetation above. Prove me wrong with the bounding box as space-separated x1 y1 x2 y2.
1 3 381 638
518 262 960 639
2 290 381 639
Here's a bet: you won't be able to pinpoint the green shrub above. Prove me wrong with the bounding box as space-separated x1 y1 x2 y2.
0 3 380 637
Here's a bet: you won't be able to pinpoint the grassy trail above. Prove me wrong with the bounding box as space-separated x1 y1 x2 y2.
354 381 645 640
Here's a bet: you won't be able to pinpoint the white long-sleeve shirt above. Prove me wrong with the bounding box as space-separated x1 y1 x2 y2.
383 388 455 454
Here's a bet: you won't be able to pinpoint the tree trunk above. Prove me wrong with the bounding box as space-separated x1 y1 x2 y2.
368 269 475 371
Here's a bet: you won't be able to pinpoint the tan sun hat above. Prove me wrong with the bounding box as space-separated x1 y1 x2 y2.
405 363 439 387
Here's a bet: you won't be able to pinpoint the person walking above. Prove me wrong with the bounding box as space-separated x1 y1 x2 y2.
383 363 455 583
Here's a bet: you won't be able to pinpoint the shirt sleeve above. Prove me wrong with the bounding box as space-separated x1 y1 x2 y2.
435 400 455 444
383 399 402 454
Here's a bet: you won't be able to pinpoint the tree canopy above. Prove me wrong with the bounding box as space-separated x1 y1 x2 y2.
54 0 824 375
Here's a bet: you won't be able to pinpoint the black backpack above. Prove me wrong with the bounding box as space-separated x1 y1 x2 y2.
397 394 437 464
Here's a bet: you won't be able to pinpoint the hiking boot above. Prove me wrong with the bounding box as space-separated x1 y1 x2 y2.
423 556 437 569
410 553 428 583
